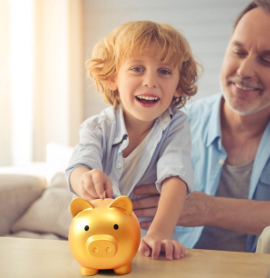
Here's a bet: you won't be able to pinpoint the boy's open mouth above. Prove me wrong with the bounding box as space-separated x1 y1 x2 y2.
135 95 160 104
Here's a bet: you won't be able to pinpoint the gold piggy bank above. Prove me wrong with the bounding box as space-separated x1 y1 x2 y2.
69 196 141 276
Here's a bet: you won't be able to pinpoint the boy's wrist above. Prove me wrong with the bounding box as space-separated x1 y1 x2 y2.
146 227 172 240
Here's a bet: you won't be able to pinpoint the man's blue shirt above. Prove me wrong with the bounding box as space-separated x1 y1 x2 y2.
176 93 270 252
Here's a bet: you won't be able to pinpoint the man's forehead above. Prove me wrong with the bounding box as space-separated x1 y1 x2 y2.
234 7 270 35
231 7 270 48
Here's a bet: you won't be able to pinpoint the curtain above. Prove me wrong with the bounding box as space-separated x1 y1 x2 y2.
0 0 84 166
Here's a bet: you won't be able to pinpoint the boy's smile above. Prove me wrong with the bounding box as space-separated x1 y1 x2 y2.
108 50 181 126
135 94 160 107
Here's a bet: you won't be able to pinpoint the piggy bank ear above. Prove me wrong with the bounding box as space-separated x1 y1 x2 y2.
108 196 133 216
70 198 95 218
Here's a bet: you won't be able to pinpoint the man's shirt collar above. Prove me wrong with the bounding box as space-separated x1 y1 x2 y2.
206 94 223 148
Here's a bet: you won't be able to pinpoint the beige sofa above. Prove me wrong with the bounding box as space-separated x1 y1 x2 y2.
0 171 73 240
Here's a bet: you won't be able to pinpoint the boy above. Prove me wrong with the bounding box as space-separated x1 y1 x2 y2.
66 21 200 260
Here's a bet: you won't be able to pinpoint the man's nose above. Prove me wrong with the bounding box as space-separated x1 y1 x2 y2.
143 71 157 88
236 56 256 78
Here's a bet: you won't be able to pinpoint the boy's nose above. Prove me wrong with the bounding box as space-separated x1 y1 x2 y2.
143 72 157 88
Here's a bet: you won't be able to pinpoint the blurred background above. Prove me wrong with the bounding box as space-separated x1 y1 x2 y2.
0 0 249 167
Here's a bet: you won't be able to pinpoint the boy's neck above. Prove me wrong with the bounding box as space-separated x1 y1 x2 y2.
122 112 155 158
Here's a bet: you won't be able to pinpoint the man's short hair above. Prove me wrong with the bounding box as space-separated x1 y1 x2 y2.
233 0 270 31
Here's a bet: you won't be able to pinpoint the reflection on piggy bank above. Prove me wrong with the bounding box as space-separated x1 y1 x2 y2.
69 196 141 276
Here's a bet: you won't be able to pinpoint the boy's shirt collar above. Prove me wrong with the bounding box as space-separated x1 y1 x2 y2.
112 105 173 146
112 105 128 146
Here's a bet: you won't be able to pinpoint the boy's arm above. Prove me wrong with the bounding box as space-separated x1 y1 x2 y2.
70 166 113 200
139 176 187 260
70 166 91 197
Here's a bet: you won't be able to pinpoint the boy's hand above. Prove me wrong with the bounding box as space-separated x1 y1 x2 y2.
139 233 185 260
79 169 113 199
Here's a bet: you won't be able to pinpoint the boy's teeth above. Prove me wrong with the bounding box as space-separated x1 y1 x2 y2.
137 96 159 100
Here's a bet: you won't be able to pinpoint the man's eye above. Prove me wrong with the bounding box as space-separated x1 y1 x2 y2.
260 57 270 66
232 50 246 57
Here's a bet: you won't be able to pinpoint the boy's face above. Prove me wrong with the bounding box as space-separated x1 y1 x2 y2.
108 50 181 124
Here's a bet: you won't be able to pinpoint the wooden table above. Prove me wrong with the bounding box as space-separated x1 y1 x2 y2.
1 237 270 278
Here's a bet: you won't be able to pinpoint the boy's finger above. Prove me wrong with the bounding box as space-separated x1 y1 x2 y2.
83 175 99 198
92 176 105 199
151 240 161 260
163 240 174 260
179 243 185 258
172 242 182 260
104 178 113 198
138 239 151 257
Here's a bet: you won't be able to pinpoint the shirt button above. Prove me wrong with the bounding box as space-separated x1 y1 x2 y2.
123 139 127 145
113 188 120 194
116 162 122 169
218 159 224 165
113 137 120 143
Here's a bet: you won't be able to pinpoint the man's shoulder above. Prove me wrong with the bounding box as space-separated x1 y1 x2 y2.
183 93 222 139
185 93 221 121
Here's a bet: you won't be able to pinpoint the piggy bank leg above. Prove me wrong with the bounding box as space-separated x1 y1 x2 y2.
114 263 132 275
80 266 98 276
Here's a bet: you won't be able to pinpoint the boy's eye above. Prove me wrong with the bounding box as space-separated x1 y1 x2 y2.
131 67 143 72
159 69 171 75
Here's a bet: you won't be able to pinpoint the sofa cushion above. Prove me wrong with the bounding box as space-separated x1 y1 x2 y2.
0 174 46 236
5 231 63 240
11 172 74 239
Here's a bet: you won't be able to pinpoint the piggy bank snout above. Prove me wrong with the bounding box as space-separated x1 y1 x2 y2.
86 234 118 259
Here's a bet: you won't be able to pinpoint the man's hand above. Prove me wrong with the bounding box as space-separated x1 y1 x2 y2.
133 184 270 235
132 184 159 227
177 191 213 227
133 184 213 228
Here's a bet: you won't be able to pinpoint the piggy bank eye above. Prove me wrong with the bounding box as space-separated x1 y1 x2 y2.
84 225 89 231
114 224 119 230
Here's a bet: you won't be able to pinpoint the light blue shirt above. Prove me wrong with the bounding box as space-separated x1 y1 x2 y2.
66 105 193 201
176 93 270 252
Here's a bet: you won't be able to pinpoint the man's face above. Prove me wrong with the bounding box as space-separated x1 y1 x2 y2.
220 8 270 116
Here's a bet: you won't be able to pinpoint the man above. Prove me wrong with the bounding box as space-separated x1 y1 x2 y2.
132 0 270 252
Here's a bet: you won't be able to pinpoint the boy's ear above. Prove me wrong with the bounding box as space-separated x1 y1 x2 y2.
174 87 182 98
108 76 118 90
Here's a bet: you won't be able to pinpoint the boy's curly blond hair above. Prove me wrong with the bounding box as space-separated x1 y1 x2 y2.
86 21 201 109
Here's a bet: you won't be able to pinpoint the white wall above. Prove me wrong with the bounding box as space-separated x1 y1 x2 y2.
83 0 249 119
